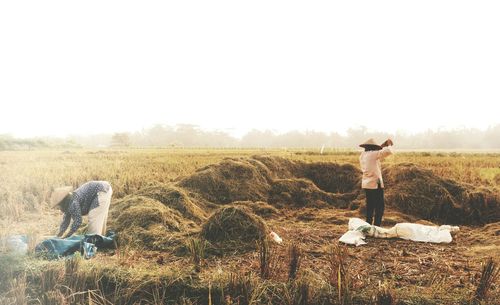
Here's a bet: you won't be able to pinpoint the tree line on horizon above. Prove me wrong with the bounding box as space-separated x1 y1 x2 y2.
2 124 500 150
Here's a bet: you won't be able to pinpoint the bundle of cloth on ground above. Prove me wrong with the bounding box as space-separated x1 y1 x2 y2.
34 232 116 259
339 218 459 246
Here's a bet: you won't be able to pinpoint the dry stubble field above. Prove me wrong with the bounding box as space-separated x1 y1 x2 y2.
0 148 499 305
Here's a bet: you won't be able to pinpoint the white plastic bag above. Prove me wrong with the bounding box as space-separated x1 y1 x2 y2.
269 231 283 244
339 218 459 246
6 235 28 255
348 218 370 231
339 230 366 246
394 223 459 243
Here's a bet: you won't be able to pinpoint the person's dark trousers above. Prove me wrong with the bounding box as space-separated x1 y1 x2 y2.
365 186 384 226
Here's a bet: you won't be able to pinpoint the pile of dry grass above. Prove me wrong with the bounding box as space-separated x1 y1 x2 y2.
298 162 361 194
251 155 300 179
253 155 361 193
109 195 198 250
269 178 354 208
108 157 500 252
178 158 272 204
269 178 328 208
200 206 268 251
136 183 206 223
462 221 500 257
230 201 280 219
177 156 361 209
383 163 500 225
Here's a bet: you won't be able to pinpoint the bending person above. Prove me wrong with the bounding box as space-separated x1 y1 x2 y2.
51 181 113 238
359 138 393 226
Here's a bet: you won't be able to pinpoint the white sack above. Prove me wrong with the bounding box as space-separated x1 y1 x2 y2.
339 218 459 246
394 223 460 243
348 218 370 230
5 235 28 255
339 230 367 246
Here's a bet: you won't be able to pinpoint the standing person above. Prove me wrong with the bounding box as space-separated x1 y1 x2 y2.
359 138 393 226
51 181 113 238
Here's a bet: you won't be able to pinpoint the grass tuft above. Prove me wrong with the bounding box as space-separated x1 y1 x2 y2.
473 257 499 303
186 238 206 273
288 243 302 281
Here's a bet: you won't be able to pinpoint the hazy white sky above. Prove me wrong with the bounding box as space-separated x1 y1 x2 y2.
0 1 499 138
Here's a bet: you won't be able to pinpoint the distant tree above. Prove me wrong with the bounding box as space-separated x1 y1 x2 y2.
143 124 175 146
241 130 276 147
12 123 500 149
175 124 201 147
485 125 500 148
111 133 131 147
0 134 50 150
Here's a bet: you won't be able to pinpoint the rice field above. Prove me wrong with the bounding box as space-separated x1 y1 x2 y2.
0 148 499 304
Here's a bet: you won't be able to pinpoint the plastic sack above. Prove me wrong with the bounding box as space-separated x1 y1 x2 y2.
393 223 459 243
338 230 367 246
82 242 97 259
269 231 283 244
340 218 459 246
5 235 28 255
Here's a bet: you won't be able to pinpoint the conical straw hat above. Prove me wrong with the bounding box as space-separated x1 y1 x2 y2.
359 138 381 149
50 186 73 208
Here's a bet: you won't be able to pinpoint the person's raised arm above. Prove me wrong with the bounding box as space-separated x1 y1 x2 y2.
377 139 394 160
381 139 393 147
